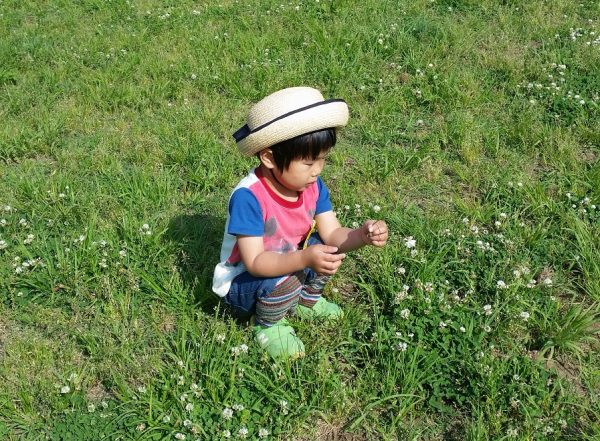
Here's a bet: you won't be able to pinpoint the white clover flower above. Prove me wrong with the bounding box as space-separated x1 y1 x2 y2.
119 249 127 258
513 269 521 278
239 344 249 354
483 325 491 332
0 219 6 227
180 393 188 402
177 375 184 385
162 415 171 423
279 399 289 415
19 218 28 226
237 427 249 439
394 291 406 304
410 249 418 257
185 402 194 412
87 403 96 413
174 433 186 440
3 205 12 212
373 205 381 213
459 326 466 333
396 266 406 274
520 311 530 321
0 240 6 250
396 342 408 352
222 407 234 420
222 430 231 438
24 234 34 245
215 333 226 344
494 221 501 227
526 279 536 288
183 419 192 427
496 280 508 289
543 277 553 287
258 428 269 438
507 428 518 437
483 304 492 315
400 308 410 319
439 321 447 328
404 237 416 248
60 385 71 394
232 404 244 411
137 386 146 393
136 423 146 431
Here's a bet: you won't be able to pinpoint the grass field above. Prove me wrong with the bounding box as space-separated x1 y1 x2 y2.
1 0 599 439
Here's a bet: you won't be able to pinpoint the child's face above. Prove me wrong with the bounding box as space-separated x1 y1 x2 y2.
273 153 327 192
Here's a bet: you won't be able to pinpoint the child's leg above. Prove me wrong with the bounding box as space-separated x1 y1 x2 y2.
296 233 343 320
225 271 305 359
255 271 303 326
298 273 331 308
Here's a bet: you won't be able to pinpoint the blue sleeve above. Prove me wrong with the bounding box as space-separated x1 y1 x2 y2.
227 188 264 236
316 177 333 214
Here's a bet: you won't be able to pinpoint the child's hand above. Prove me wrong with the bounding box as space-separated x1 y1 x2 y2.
361 220 388 247
302 244 346 276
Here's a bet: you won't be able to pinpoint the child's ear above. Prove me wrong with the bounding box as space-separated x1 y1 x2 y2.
258 148 276 169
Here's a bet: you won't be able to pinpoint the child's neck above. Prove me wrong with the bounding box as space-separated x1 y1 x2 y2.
258 164 299 202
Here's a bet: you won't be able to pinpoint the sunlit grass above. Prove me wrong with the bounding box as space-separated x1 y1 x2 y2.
1 0 599 439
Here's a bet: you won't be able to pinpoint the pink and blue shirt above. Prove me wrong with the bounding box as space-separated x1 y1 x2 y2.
212 167 332 297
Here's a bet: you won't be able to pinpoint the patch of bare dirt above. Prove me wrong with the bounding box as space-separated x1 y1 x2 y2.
0 317 7 357
294 419 366 441
86 381 110 402
544 357 588 398
578 147 598 164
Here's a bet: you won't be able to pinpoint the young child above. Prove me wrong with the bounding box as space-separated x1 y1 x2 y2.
212 86 388 359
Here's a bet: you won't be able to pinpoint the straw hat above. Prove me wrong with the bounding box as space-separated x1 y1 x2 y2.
233 86 349 156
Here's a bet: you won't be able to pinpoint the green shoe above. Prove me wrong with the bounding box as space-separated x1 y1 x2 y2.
296 297 343 321
253 319 305 360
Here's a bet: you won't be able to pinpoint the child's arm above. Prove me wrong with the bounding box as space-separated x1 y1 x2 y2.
237 235 346 278
315 211 388 253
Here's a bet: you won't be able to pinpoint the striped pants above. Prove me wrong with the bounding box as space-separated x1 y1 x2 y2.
255 271 330 326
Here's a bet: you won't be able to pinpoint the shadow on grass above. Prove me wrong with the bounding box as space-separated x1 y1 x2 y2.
165 213 224 314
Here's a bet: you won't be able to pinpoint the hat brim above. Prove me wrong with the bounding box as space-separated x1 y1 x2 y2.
236 101 349 156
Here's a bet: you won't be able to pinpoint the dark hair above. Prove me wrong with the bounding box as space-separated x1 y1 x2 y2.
267 128 337 170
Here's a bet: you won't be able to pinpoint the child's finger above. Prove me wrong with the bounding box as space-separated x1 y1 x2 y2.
368 227 385 238
325 252 346 261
